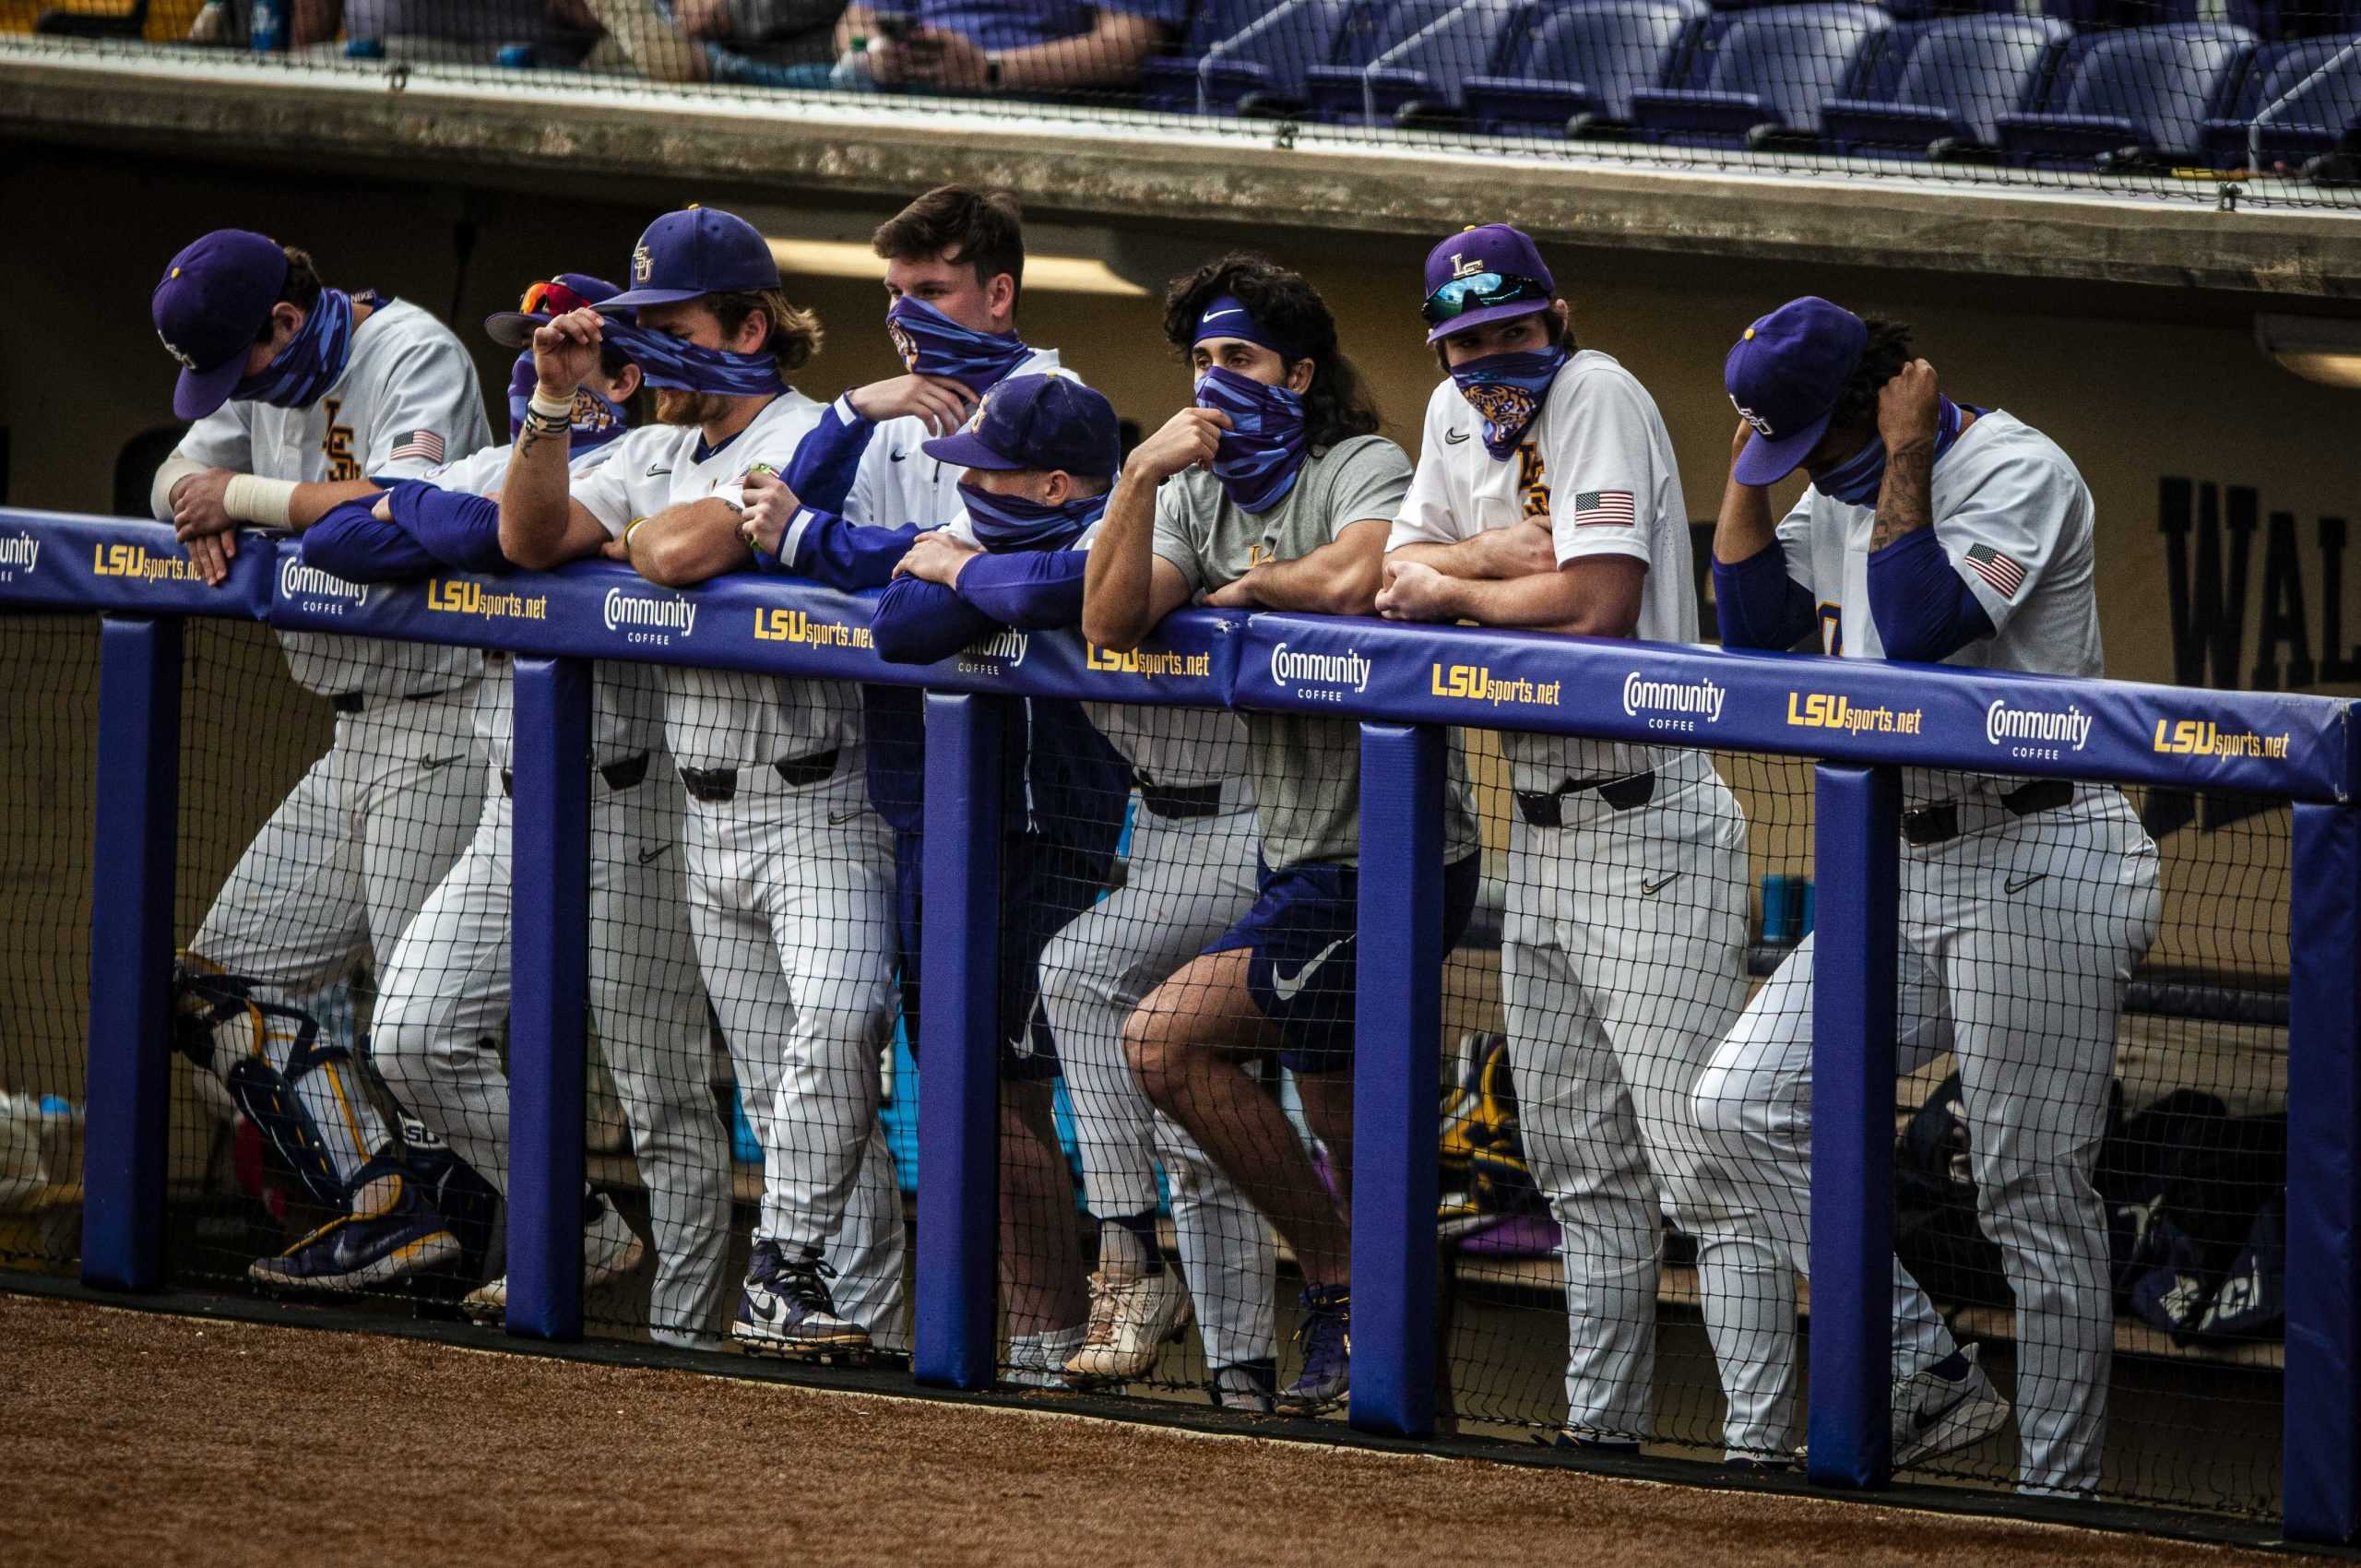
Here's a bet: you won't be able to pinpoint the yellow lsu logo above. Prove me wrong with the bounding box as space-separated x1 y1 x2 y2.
91 542 191 582
429 580 487 613
2152 719 2292 759
754 608 873 648
1430 662 1561 707
322 397 358 482
1786 692 1923 736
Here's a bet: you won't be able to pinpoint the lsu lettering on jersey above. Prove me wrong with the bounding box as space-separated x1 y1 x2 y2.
570 391 857 771
166 299 492 699
1390 349 1695 792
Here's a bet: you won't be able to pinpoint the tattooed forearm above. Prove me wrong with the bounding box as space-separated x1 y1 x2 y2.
1868 438 1935 552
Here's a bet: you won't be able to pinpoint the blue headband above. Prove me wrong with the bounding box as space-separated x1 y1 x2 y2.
1191 295 1304 361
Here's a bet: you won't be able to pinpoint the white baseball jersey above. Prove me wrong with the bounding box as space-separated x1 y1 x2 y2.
166 299 492 699
571 392 858 771
1769 410 2101 806
829 347 1068 532
1770 410 2101 676
1390 349 1696 793
421 442 667 774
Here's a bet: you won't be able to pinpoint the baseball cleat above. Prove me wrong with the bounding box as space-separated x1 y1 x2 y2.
1061 1267 1192 1386
247 1160 460 1295
1209 1360 1277 1414
1277 1284 1351 1414
731 1241 872 1360
1892 1344 2011 1468
1548 1425 1642 1454
461 1192 645 1325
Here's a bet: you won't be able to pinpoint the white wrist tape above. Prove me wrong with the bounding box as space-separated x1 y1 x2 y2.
222 474 298 529
528 388 576 422
150 453 208 520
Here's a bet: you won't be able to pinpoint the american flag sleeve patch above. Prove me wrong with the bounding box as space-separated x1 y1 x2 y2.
1964 541 2028 599
1571 490 1636 528
388 430 446 465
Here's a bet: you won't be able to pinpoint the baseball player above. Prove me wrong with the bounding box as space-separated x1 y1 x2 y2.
1375 223 1777 1457
1081 253 1484 1414
1697 297 2163 1494
327 274 734 1348
493 208 908 1360
777 359 1281 1404
738 186 1143 1386
148 230 492 1289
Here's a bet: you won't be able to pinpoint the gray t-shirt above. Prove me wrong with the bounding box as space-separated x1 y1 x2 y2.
1153 435 1479 872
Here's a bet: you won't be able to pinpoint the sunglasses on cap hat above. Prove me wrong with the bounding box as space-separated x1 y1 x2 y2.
1420 271 1551 327
519 279 596 316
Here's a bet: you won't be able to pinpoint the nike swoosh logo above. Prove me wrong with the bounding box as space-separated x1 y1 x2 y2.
647 466 673 478
637 844 672 865
827 809 866 826
1271 938 1347 1004
421 754 469 773
1443 431 1472 445
2004 873 2047 895
889 450 908 463
1641 873 1680 897
1202 309 1243 322
1912 1384 1973 1435
746 1290 785 1326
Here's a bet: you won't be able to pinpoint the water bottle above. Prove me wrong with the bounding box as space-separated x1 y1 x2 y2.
251 0 286 53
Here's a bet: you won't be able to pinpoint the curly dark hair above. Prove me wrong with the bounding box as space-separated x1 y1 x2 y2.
1161 252 1382 450
1827 316 1915 433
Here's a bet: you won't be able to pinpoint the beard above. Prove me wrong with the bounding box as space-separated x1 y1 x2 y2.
655 388 733 427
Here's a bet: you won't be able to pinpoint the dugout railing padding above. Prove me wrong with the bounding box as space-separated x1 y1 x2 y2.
5 507 2357 1539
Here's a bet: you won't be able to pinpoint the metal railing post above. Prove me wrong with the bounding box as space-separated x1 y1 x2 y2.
1347 719 1445 1435
913 691 1005 1389
505 654 593 1340
2286 800 2361 1543
81 613 183 1291
1807 762 1902 1489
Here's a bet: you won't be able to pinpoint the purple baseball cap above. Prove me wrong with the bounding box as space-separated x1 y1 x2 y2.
921 374 1120 477
601 207 779 310
1726 297 1869 485
152 229 291 421
481 273 627 348
1421 223 1556 344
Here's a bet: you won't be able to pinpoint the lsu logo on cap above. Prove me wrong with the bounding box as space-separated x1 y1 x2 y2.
632 243 653 284
1449 253 1485 279
157 332 197 372
1729 398 1775 437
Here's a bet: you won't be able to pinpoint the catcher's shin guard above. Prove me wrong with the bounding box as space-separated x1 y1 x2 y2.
172 959 356 1211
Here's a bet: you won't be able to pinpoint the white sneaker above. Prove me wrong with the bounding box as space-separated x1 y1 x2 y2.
1892 1344 2011 1468
1062 1269 1192 1385
462 1195 646 1325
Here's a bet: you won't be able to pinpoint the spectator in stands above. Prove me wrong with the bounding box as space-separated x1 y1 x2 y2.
198 0 596 62
833 2 1183 94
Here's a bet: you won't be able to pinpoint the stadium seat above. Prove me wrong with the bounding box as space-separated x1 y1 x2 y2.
1306 0 1542 124
1821 15 2073 158
1628 2 1892 146
2204 32 2361 167
1141 0 1280 112
1995 23 2257 167
1461 0 1712 135
1193 0 1362 114
1303 0 1509 122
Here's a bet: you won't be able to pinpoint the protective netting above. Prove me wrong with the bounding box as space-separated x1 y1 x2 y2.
7 2 2360 207
0 599 2308 1518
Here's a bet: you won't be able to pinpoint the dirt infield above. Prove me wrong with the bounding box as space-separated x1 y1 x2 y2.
0 1293 2291 1568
